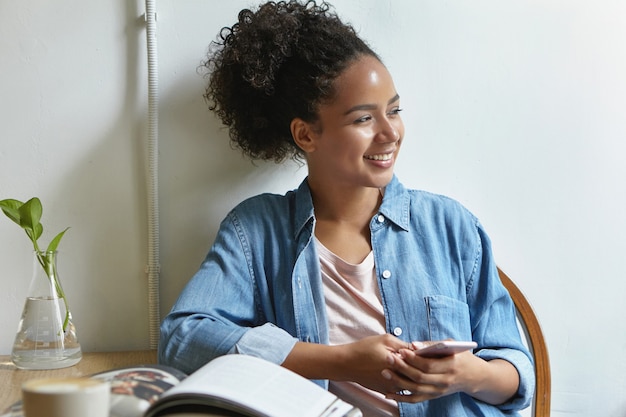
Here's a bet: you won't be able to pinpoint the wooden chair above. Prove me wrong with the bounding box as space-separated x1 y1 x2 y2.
498 267 551 417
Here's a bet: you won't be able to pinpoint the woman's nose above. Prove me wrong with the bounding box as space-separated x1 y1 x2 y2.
376 118 401 143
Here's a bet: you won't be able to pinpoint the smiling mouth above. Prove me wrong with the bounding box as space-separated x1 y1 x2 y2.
364 153 393 161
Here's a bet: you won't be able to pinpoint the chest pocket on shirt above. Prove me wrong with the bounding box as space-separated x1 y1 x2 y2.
424 295 472 342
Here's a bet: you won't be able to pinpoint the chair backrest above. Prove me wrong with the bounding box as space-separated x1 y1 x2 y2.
497 267 551 417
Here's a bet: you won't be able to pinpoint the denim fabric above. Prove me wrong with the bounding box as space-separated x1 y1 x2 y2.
159 176 535 416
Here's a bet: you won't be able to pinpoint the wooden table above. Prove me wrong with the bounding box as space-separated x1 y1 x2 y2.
0 350 157 412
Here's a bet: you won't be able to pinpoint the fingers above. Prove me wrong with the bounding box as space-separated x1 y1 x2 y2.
380 367 444 403
381 349 456 403
397 347 453 375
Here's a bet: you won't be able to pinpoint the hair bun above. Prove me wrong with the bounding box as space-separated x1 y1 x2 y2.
223 2 315 94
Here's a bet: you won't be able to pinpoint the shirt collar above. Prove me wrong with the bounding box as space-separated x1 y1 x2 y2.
293 179 316 239
378 175 411 231
292 175 411 237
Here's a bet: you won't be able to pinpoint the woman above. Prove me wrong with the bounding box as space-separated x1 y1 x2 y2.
158 1 535 416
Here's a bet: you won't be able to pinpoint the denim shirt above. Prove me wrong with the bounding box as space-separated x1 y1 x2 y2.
159 176 535 416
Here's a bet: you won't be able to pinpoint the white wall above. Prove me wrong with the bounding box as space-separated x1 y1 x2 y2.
1 1 625 415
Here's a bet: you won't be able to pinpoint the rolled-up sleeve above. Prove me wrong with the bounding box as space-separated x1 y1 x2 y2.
476 348 535 410
228 322 298 364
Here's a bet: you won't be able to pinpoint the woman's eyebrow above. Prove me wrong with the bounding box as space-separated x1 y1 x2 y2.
343 93 400 116
389 93 400 104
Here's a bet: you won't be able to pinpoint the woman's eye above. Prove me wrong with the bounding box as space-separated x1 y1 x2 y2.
354 115 372 123
388 107 403 116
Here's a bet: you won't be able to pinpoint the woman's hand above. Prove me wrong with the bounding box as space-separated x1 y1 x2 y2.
282 334 411 394
333 334 415 394
381 342 520 405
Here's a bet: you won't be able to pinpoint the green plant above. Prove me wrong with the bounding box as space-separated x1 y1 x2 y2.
0 197 71 331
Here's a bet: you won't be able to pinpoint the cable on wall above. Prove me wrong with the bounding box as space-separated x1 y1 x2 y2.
144 0 160 350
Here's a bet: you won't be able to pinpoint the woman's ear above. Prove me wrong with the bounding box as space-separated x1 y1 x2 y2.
291 118 318 153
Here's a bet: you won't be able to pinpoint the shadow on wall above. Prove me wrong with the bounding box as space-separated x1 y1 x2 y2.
41 0 161 351
158 76 258 302
157 72 306 312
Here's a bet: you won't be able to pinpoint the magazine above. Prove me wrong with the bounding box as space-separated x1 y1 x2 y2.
1 364 184 417
1 354 361 417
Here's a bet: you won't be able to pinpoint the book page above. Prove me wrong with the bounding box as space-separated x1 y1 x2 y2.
146 355 359 417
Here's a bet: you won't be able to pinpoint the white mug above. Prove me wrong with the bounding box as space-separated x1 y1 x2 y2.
22 377 110 417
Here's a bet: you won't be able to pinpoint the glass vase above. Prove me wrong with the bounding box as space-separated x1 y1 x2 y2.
11 250 82 369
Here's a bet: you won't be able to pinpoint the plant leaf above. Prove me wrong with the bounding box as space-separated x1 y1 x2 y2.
18 197 43 233
29 223 44 240
47 227 69 252
0 199 24 225
2 197 68 254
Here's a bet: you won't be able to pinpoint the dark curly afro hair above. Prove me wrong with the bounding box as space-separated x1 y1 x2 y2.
202 0 379 163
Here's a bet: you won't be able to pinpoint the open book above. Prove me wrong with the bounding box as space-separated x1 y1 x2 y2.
1 354 361 417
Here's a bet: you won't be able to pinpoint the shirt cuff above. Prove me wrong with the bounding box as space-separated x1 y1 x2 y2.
476 348 536 411
229 322 299 365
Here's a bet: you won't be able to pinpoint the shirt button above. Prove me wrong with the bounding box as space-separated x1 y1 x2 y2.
377 214 385 223
393 327 403 336
382 270 392 279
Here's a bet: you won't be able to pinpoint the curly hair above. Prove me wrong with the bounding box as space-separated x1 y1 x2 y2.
202 0 379 163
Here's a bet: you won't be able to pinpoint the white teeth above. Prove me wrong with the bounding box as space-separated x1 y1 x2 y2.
365 153 392 161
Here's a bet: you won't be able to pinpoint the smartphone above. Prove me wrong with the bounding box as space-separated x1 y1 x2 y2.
415 341 477 358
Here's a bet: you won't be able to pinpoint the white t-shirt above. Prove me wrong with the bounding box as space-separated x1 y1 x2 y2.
316 238 399 417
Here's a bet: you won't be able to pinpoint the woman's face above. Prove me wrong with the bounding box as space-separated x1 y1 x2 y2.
303 55 405 191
